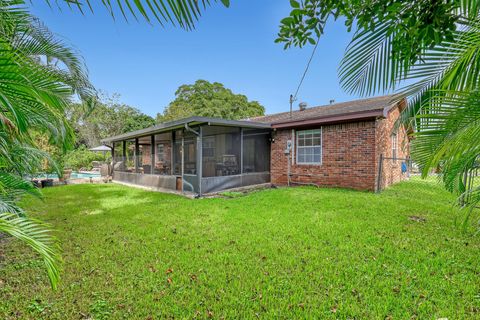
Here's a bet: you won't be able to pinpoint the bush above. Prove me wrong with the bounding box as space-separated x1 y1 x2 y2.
64 146 108 171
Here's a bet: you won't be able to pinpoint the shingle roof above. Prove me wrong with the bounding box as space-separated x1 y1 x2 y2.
249 95 398 124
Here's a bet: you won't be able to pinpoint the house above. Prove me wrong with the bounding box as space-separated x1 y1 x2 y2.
101 95 409 195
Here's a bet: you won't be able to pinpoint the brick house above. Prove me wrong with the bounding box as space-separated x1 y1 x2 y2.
103 95 409 194
252 95 409 191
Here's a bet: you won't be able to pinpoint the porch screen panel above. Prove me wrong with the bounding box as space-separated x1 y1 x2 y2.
202 126 241 177
173 130 197 175
173 140 182 175
137 145 151 174
154 132 172 175
122 140 135 172
183 138 197 175
112 141 123 161
242 130 270 173
112 141 125 172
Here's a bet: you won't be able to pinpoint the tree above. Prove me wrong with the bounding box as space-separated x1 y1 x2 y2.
157 80 265 122
68 94 155 147
0 1 96 289
277 1 480 209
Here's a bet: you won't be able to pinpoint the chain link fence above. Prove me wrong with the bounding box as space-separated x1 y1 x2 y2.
376 155 415 193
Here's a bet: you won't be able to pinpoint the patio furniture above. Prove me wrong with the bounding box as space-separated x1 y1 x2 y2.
154 161 171 175
41 179 54 188
216 155 239 176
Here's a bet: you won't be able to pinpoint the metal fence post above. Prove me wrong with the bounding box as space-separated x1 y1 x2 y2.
376 154 384 193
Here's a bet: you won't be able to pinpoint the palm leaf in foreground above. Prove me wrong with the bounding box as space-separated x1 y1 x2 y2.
0 0 96 289
0 211 61 289
58 0 230 30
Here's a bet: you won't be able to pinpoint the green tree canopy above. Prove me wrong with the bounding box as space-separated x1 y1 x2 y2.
68 93 155 147
156 80 265 122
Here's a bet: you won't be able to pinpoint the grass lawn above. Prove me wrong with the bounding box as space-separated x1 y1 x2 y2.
0 178 479 319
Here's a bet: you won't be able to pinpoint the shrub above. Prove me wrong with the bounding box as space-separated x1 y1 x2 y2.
64 146 108 170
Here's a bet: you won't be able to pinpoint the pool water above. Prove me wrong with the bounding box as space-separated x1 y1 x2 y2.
34 171 101 179
71 172 101 179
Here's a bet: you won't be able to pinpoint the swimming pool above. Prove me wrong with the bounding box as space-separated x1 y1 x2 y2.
33 171 101 179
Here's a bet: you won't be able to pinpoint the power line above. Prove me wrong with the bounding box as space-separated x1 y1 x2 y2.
292 38 320 102
290 38 320 117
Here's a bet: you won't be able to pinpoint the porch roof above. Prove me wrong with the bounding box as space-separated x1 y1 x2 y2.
101 116 271 143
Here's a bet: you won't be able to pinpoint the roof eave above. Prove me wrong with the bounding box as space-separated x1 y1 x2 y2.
101 116 271 143
270 109 385 129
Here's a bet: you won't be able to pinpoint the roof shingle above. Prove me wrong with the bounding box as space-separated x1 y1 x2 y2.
249 95 398 124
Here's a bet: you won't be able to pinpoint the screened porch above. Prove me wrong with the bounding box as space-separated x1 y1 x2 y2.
103 117 272 195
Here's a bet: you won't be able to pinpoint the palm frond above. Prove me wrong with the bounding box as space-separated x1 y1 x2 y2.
0 211 61 289
339 22 400 96
410 91 480 191
56 0 230 30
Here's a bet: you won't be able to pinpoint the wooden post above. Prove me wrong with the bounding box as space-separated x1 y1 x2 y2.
122 140 126 159
151 135 155 174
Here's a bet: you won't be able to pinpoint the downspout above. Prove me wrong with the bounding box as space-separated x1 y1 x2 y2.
287 129 294 187
184 123 199 136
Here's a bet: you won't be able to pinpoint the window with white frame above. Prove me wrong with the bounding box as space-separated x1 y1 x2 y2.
296 129 322 164
391 133 398 160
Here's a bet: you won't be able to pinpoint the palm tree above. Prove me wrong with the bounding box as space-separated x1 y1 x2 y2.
337 4 480 208
1 0 226 289
277 1 480 210
0 0 95 289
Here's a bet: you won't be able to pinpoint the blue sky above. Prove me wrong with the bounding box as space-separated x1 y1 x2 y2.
30 1 358 117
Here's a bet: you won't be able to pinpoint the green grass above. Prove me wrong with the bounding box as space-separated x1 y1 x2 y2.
0 178 479 319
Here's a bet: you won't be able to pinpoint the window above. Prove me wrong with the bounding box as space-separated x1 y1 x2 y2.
391 133 398 160
297 129 322 164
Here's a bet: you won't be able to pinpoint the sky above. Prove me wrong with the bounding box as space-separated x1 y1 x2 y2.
29 1 359 118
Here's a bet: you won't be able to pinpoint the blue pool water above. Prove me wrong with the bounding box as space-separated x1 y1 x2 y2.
34 171 101 179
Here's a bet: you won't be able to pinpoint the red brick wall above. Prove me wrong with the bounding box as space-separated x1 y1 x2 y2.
270 102 410 191
271 121 377 191
140 141 172 171
374 102 410 190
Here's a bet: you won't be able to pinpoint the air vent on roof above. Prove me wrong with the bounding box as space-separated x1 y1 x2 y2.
299 102 307 111
329 99 335 105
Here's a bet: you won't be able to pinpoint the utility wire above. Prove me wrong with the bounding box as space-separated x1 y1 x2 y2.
292 38 320 102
